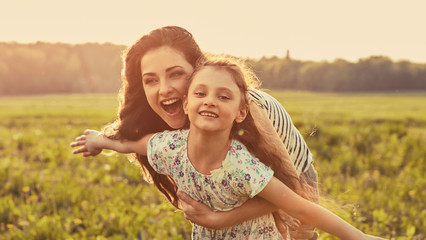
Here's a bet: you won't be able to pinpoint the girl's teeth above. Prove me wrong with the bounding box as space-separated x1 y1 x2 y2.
200 112 218 118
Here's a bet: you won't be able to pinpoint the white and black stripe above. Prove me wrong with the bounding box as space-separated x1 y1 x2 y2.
248 88 314 174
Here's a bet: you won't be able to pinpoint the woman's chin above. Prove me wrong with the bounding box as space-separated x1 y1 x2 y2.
165 115 187 129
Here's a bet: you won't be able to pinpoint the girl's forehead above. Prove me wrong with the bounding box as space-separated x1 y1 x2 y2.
190 67 239 90
194 66 231 78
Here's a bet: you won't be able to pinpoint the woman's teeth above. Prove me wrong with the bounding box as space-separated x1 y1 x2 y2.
161 99 181 114
162 99 179 105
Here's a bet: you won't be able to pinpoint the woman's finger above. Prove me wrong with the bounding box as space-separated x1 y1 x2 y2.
178 191 202 208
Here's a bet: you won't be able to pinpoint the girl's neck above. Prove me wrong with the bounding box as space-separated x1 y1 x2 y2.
187 128 232 175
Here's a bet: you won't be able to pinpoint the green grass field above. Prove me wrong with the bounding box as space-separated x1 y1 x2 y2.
1 91 425 240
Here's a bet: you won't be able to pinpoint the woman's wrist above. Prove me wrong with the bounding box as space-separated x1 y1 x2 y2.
207 210 227 230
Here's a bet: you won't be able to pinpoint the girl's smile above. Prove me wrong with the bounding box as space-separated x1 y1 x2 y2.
184 66 247 134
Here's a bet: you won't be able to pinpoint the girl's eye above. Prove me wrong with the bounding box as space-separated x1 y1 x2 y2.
219 95 230 100
194 91 205 97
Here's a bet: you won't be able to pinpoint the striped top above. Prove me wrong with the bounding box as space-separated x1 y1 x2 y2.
248 88 313 174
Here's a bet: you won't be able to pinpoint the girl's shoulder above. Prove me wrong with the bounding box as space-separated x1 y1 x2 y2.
224 140 265 169
150 129 188 149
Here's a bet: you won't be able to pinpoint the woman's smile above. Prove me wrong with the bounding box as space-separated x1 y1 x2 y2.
161 98 183 115
141 46 194 129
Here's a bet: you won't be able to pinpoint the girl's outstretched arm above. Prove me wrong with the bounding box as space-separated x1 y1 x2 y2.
70 129 152 157
258 177 386 240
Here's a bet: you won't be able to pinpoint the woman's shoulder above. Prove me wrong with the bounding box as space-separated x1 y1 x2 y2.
249 88 286 108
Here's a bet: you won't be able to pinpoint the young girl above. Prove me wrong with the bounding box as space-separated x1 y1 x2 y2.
75 57 385 240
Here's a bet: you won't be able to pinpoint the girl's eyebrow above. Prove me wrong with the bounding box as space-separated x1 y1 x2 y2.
193 84 234 95
217 87 233 93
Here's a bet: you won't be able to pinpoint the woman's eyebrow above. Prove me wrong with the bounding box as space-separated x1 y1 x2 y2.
166 66 183 72
142 72 156 78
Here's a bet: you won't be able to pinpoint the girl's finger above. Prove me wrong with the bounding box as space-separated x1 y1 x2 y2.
82 152 92 157
73 146 88 154
70 142 76 147
75 136 86 141
84 129 95 135
70 141 84 147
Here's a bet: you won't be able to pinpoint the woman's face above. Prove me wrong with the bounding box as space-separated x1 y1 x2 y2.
141 46 194 129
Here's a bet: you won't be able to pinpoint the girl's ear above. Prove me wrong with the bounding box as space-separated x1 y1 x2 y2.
183 95 189 115
235 105 248 123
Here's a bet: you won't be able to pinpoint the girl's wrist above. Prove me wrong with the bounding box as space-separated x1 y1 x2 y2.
96 133 108 149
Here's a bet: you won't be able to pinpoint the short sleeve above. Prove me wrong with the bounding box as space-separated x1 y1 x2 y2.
147 130 186 176
227 143 274 198
248 87 267 110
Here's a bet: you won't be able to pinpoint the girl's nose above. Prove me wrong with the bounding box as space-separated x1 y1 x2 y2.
203 95 216 106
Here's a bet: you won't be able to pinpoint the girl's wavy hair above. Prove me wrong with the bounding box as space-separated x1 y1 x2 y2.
103 26 204 208
191 55 315 238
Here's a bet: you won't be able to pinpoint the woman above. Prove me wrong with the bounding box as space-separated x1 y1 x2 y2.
71 26 318 239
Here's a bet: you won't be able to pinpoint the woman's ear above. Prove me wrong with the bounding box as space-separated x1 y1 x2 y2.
235 105 248 123
183 95 189 115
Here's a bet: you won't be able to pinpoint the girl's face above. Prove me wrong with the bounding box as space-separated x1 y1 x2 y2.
141 46 194 129
183 66 248 134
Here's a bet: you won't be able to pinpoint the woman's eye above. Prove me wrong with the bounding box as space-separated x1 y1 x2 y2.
144 78 157 85
170 71 185 79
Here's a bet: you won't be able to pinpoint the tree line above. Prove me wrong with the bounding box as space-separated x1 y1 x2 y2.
1 42 425 95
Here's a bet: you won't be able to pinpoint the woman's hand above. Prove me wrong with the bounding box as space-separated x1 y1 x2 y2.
177 191 224 230
70 129 104 157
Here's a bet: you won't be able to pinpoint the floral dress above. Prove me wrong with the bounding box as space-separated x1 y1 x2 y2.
147 129 285 240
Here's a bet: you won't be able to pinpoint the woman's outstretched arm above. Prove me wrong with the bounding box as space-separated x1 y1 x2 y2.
178 191 282 230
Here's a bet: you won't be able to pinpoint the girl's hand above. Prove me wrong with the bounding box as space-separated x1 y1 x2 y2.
177 191 223 229
70 129 104 157
363 234 387 240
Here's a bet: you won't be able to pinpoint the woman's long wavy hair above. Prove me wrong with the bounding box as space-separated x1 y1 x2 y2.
103 26 204 208
190 56 315 238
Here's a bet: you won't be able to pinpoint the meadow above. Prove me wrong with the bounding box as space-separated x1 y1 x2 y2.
0 91 425 240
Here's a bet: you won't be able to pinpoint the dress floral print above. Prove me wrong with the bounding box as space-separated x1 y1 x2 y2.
147 129 285 240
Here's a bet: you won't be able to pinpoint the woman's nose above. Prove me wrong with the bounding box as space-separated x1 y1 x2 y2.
159 80 172 96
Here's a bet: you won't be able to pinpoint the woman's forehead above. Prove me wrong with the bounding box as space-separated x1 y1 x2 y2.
141 46 193 73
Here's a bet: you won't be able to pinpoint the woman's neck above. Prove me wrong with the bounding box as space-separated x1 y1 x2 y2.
187 128 232 175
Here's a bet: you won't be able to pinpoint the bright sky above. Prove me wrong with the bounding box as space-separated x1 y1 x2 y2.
1 0 426 62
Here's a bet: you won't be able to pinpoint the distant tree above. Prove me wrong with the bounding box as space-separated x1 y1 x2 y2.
0 42 425 95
